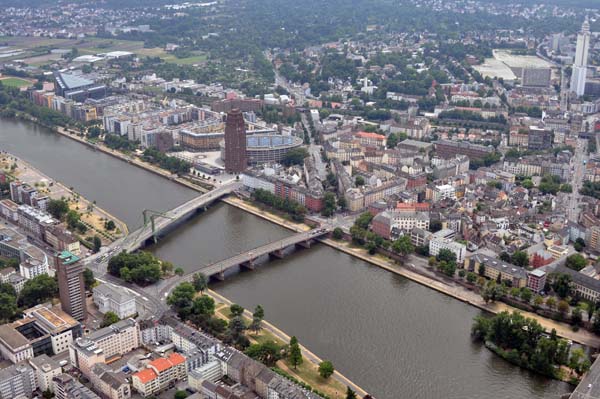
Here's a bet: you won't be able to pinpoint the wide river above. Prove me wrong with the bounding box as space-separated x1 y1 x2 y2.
0 118 571 398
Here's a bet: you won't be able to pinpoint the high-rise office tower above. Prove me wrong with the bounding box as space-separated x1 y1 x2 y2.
56 251 87 321
570 17 590 97
224 108 247 173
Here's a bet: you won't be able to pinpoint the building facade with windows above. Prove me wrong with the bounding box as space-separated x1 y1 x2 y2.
429 229 466 264
85 319 140 361
56 251 86 321
29 354 62 393
0 363 36 399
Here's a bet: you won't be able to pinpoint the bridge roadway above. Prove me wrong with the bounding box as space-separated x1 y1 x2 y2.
570 354 600 399
157 226 332 299
198 226 332 278
86 182 329 318
121 181 241 252
84 182 240 320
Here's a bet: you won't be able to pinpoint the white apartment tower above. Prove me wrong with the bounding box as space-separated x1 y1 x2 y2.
570 17 590 97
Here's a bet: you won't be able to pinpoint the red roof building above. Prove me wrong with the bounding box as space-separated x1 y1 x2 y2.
132 353 186 397
354 131 387 147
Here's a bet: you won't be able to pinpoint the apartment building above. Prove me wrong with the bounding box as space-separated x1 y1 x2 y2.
434 140 493 160
468 253 547 293
526 269 547 294
0 363 36 399
28 354 62 393
429 184 457 202
138 320 173 346
85 319 140 361
53 373 101 399
241 170 325 213
45 226 81 256
468 253 528 288
372 210 430 240
429 229 466 264
90 363 131 399
0 200 19 223
69 339 106 378
0 227 50 280
527 127 553 151
131 353 187 397
353 131 387 148
17 205 56 240
586 225 600 253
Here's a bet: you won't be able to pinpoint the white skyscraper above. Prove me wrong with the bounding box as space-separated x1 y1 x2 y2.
570 17 590 97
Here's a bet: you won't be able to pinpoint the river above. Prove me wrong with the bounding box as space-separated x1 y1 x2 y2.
0 119 197 228
0 118 572 399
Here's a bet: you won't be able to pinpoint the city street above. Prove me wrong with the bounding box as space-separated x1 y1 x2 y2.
566 138 589 223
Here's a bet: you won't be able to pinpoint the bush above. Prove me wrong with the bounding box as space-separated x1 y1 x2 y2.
318 360 335 379
332 227 344 240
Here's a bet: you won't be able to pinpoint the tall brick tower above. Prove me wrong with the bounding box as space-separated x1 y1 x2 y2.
224 109 247 173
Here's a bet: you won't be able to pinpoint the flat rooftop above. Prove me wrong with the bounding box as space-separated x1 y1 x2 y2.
398 139 432 149
0 324 29 350
12 304 79 334
56 72 94 90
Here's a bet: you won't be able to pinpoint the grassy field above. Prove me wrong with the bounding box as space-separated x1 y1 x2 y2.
160 53 207 65
0 77 33 88
0 36 206 66
138 47 207 65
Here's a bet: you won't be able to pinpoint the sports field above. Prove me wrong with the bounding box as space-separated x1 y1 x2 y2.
0 77 33 88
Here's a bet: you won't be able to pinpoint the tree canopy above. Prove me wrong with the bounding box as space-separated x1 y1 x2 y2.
108 251 162 285
18 274 58 308
472 311 577 378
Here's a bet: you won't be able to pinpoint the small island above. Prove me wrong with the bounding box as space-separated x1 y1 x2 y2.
472 311 591 384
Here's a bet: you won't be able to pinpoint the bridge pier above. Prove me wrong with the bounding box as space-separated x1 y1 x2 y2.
213 271 225 281
240 259 256 270
295 239 312 249
269 249 285 259
196 227 331 281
